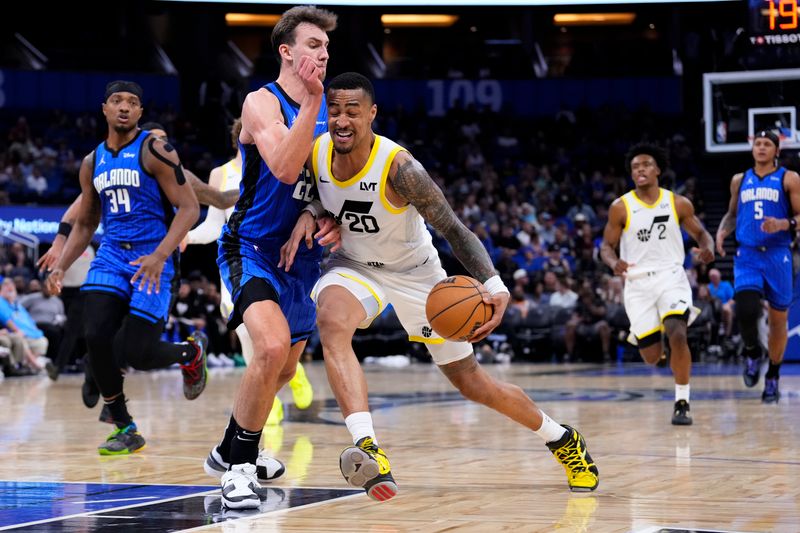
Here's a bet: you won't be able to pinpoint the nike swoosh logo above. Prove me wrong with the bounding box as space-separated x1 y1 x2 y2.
318 177 330 183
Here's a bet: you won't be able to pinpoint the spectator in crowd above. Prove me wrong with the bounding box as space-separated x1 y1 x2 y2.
20 278 65 363
0 278 48 373
168 279 208 342
25 165 48 197
708 268 735 338
549 275 578 310
565 288 611 362
542 243 572 277
3 244 34 284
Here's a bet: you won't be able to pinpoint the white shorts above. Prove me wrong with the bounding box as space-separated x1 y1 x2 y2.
312 257 474 366
623 267 693 341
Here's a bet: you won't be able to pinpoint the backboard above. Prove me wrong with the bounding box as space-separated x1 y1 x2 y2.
703 68 800 153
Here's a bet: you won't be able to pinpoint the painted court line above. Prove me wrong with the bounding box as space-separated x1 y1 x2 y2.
0 489 218 531
177 491 365 533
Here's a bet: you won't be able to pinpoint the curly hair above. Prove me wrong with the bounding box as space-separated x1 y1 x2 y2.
624 142 669 176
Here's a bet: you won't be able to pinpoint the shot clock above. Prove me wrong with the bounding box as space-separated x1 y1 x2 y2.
749 0 800 46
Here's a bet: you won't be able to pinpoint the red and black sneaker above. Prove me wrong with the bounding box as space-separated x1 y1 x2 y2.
181 331 209 400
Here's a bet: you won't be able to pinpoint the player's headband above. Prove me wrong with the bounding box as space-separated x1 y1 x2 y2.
754 129 780 149
104 80 143 102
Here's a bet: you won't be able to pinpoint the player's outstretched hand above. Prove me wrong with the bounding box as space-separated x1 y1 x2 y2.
279 211 317 272
613 259 632 276
469 291 510 343
37 242 63 273
46 268 64 296
297 55 324 97
761 216 786 234
715 232 727 257
315 215 341 252
130 253 165 295
691 246 715 264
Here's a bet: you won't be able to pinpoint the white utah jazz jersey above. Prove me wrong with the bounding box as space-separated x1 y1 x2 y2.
313 133 436 272
220 159 241 221
619 188 684 277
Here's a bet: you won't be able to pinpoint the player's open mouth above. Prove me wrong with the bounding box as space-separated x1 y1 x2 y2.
334 131 353 140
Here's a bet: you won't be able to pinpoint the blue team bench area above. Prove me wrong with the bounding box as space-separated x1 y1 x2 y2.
0 481 359 531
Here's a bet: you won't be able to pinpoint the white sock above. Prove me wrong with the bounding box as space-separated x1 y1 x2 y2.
675 383 690 402
345 412 376 445
534 411 567 443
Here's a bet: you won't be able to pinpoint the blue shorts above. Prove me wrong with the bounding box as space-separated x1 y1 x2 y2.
218 239 320 344
734 245 793 311
82 240 177 324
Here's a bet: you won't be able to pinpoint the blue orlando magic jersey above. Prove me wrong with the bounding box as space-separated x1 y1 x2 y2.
92 130 170 244
223 82 327 260
736 167 791 248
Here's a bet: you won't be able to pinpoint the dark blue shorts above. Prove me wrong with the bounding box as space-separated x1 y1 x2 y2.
734 245 793 311
81 241 177 324
218 239 319 343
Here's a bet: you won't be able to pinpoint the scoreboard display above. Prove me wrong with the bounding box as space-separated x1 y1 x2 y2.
749 0 800 46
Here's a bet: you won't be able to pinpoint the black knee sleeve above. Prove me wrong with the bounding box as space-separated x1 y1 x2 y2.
114 315 166 370
735 290 763 352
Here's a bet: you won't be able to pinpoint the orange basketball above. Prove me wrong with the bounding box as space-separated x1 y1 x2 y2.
425 275 493 342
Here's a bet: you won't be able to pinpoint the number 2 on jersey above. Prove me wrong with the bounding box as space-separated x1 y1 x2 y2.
754 201 763 220
105 188 131 213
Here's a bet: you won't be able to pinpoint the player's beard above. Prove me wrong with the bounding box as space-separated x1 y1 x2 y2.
333 143 353 155
113 122 136 135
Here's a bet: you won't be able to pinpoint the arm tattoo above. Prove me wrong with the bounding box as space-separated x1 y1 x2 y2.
392 159 496 282
718 212 736 234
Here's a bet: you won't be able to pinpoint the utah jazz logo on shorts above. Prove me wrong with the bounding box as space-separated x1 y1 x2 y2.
637 215 670 242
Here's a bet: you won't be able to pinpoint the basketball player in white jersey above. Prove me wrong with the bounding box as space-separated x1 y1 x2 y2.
280 73 599 500
182 119 316 430
601 143 714 425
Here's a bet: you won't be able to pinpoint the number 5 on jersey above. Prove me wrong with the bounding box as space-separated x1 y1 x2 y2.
754 200 763 220
105 188 131 213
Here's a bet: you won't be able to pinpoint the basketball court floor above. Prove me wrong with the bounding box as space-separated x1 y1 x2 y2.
0 360 797 532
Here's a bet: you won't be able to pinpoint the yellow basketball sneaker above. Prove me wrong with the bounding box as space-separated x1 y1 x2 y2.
547 425 599 492
340 437 398 501
265 397 284 427
289 362 313 409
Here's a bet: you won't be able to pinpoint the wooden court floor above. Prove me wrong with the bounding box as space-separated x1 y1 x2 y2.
0 360 798 532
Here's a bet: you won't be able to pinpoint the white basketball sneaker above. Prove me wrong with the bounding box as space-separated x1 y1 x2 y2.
221 463 261 510
204 446 285 482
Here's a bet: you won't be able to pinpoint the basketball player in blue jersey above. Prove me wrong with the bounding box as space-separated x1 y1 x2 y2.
206 6 340 510
716 130 800 403
46 81 209 455
40 123 208 419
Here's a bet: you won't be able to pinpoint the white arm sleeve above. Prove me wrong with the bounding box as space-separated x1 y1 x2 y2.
187 205 227 245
